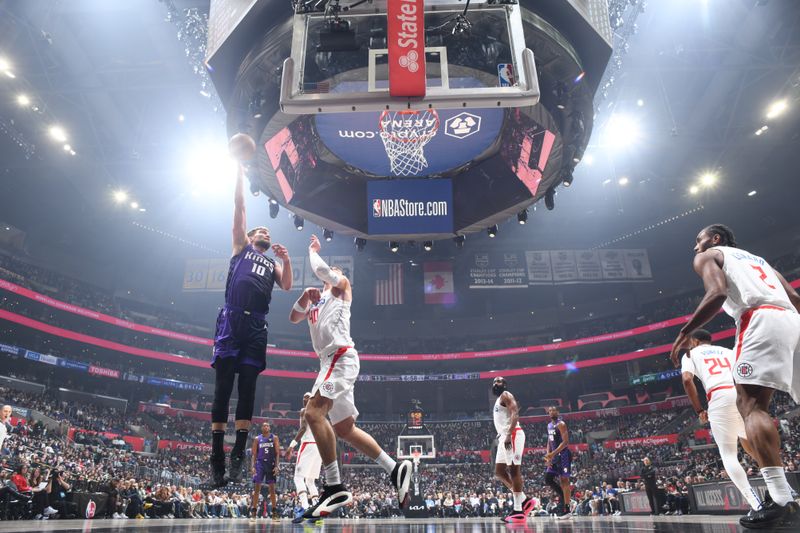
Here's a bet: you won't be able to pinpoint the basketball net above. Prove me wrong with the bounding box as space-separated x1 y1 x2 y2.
379 109 440 176
411 449 422 468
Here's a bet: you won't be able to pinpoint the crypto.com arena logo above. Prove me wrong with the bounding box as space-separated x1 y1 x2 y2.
445 112 482 139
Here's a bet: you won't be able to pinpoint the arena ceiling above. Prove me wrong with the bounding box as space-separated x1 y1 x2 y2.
0 0 799 283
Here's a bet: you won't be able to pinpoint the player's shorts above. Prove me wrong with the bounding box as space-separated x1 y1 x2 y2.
211 306 268 372
732 305 800 403
253 461 276 485
546 449 572 478
707 387 747 444
495 428 525 466
311 346 360 425
295 441 322 480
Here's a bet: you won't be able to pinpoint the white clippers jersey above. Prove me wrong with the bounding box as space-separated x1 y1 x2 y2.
493 395 519 436
307 290 354 357
717 246 794 322
681 344 735 393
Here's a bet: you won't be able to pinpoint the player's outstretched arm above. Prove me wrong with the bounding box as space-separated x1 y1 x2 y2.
670 251 728 365
232 165 249 255
308 235 349 290
775 270 800 313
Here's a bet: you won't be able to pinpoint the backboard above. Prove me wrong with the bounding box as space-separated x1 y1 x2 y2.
281 0 539 113
397 434 436 460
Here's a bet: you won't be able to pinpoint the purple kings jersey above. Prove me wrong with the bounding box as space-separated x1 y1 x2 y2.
225 244 276 314
547 419 564 451
256 433 276 463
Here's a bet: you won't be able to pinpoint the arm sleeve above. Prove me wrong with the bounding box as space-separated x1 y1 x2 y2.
309 251 342 286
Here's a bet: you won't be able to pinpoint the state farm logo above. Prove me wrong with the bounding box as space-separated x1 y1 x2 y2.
399 50 419 72
394 0 421 50
445 112 481 139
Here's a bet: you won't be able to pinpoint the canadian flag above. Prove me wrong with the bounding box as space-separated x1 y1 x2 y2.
424 262 455 304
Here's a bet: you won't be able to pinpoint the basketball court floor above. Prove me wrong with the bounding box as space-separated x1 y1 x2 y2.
0 515 762 532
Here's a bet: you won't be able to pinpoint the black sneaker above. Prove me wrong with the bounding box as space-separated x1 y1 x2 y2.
390 460 413 508
740 500 800 529
226 452 245 484
302 484 353 519
201 456 227 489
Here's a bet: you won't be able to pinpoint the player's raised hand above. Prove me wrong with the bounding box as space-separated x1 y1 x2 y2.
305 287 321 304
309 234 321 254
669 332 690 367
271 244 289 260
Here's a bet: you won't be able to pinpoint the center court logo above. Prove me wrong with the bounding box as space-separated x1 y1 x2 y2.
737 362 754 378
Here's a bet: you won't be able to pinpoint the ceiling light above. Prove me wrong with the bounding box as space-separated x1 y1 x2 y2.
113 190 128 203
689 185 700 195
63 144 71 152
49 125 68 143
354 237 366 251
766 99 788 119
618 177 629 186
389 241 399 253
130 202 139 209
16 94 30 107
0 58 9 71
747 190 757 197
561 173 574 187
294 215 304 231
249 181 260 196
755 125 768 136
185 142 238 195
700 172 717 187
269 202 279 219
487 225 498 238
423 240 433 251
602 178 611 186
583 154 594 165
178 114 185 122
517 209 528 224
139 208 147 212
4 70 15 79
323 228 334 242
636 99 644 107
453 235 466 248
604 114 641 148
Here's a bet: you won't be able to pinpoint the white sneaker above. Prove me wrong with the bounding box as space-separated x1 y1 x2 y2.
556 512 572 520
44 506 58 516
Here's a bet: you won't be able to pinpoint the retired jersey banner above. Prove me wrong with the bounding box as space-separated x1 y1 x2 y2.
424 262 455 304
367 179 453 235
524 251 552 285
468 251 528 289
387 0 426 97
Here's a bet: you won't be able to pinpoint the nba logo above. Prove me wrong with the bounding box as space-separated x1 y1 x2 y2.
373 199 382 217
498 64 514 87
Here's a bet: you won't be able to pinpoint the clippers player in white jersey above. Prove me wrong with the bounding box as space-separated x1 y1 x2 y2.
289 235 412 519
670 224 800 529
680 329 761 512
491 377 534 523
285 392 322 523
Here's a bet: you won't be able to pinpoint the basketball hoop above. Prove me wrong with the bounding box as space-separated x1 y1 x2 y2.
379 109 440 176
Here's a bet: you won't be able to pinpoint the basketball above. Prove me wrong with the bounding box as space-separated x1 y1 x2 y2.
229 133 256 161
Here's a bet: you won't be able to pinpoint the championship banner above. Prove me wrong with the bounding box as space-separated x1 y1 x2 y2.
623 249 653 279
468 251 528 288
549 250 578 283
423 261 455 304
387 0 426 97
599 249 627 280
367 179 453 234
575 249 603 281
524 251 553 285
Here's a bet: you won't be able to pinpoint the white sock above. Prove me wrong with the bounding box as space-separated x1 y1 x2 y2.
323 461 341 485
299 492 309 508
375 451 397 474
513 492 525 512
719 443 762 510
761 467 793 506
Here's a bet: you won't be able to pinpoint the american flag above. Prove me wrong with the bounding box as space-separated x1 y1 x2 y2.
374 263 404 305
